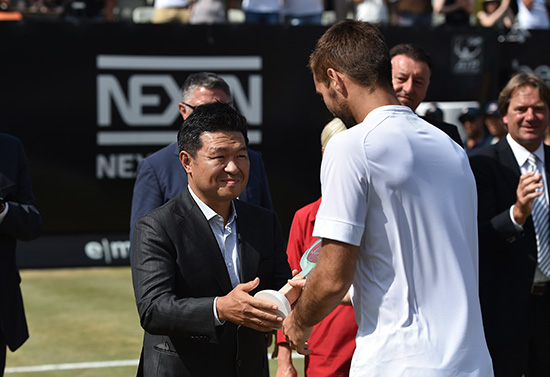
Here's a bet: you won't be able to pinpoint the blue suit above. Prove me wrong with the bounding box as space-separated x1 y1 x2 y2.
130 142 272 242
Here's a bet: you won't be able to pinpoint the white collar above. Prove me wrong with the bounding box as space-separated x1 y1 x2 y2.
506 133 545 168
187 185 236 223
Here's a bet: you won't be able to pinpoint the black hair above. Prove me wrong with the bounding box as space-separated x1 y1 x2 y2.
389 43 433 74
177 102 248 157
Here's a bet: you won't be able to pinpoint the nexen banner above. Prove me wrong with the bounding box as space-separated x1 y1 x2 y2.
96 55 263 180
1 22 547 268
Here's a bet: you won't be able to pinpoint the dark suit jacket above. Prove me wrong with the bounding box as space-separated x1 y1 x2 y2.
469 137 549 347
0 134 42 351
421 116 463 147
131 188 291 377
130 142 273 242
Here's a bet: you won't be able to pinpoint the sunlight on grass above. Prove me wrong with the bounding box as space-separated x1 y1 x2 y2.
6 267 142 376
6 267 304 377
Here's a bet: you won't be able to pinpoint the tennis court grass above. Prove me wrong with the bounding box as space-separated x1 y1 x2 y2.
6 267 304 377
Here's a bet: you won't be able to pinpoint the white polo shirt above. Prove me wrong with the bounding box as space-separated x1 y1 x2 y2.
313 105 494 376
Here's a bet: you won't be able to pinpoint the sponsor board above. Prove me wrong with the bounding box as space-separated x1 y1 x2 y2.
96 55 263 180
17 234 131 268
2 23 548 269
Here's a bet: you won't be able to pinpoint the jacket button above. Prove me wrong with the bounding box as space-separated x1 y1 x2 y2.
237 360 242 367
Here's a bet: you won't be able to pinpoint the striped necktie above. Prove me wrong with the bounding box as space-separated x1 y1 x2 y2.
528 153 550 278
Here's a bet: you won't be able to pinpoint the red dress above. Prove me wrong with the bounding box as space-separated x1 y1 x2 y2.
277 197 357 376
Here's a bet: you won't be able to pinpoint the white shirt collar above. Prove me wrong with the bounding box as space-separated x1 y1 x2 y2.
506 133 545 168
358 105 414 124
187 185 236 223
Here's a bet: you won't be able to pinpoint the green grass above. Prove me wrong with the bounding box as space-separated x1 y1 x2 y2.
6 267 304 377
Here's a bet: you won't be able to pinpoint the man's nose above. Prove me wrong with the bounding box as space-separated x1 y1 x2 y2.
224 159 239 173
524 107 535 121
403 79 413 93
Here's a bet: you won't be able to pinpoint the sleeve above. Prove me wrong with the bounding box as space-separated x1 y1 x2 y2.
286 211 308 272
255 155 273 211
271 211 293 290
130 158 165 244
0 138 42 241
130 214 219 341
469 153 523 249
244 149 273 211
276 210 308 345
313 133 368 246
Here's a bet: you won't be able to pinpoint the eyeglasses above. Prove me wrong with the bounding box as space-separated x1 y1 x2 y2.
181 100 234 111
181 102 197 110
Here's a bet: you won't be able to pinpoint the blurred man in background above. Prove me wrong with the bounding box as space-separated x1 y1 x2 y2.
390 43 463 146
0 133 42 377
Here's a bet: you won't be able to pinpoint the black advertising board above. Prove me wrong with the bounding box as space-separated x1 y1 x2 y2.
1 21 548 268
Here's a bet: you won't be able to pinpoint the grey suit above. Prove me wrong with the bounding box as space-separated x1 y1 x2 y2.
131 188 291 377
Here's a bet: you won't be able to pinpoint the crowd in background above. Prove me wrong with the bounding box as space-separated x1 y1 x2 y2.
0 0 549 30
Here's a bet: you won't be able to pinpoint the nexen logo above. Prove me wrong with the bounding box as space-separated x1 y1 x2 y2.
96 55 263 147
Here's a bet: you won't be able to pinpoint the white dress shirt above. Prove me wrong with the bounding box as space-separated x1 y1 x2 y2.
188 186 241 325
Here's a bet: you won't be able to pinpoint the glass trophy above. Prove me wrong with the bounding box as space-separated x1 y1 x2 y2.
254 238 322 319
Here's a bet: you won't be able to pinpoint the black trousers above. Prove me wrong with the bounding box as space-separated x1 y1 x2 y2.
489 294 550 377
0 330 6 377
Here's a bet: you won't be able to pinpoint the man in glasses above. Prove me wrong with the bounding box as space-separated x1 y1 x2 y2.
130 72 273 242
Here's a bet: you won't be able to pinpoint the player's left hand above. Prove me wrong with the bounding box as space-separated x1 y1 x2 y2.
282 311 313 355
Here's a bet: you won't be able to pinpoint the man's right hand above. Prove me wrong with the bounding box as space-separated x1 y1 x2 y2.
513 171 544 225
216 277 283 332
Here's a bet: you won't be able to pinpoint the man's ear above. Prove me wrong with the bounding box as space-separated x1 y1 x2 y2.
327 68 347 96
179 151 193 173
178 103 190 120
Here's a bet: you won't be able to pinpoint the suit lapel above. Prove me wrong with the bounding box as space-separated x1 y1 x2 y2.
498 138 550 188
235 201 260 284
496 137 522 186
176 189 233 293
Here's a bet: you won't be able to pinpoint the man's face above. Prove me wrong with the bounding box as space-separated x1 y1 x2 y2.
391 54 431 112
504 85 550 151
182 131 250 211
178 87 230 120
314 75 356 128
462 116 484 138
485 115 507 138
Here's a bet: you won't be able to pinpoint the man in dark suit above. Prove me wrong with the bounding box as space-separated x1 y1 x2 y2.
130 72 272 242
0 133 42 377
469 71 550 377
131 102 291 377
390 43 463 146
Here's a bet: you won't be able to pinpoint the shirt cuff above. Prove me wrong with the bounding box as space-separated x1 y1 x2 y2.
213 297 225 326
0 201 9 224
510 205 524 231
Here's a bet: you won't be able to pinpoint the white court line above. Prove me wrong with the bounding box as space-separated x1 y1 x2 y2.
5 359 139 373
5 353 303 373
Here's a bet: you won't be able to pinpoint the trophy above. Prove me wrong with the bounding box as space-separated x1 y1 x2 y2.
254 238 322 319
